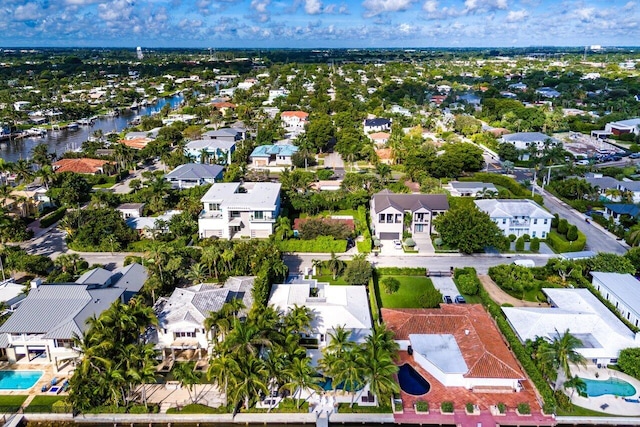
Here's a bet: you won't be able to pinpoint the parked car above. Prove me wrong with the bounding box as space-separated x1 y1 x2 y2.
393 240 403 250
443 295 453 304
630 153 640 159
575 159 590 166
454 295 467 304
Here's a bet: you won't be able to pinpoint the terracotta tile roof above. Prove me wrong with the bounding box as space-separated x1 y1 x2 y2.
376 148 394 160
118 138 152 150
281 111 309 119
382 305 524 380
53 158 111 175
212 101 236 109
369 132 390 140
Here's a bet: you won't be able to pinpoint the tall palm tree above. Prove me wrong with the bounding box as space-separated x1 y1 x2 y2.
284 304 313 335
225 320 272 358
539 329 587 390
207 351 239 406
36 165 55 190
361 331 399 407
231 357 269 410
173 362 200 404
186 262 207 285
333 348 365 407
281 357 322 408
201 244 222 278
12 159 33 184
327 252 345 280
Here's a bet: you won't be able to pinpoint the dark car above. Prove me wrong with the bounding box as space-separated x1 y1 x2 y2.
630 153 640 159
443 295 453 304
455 295 467 304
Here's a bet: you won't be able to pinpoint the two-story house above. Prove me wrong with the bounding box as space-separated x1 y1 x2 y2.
370 190 449 240
474 199 553 238
164 163 224 189
249 144 298 167
281 111 309 130
198 182 281 239
364 118 392 133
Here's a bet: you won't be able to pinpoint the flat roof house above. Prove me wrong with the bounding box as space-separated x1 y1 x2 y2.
0 263 146 367
370 190 448 240
198 182 281 239
185 139 236 165
382 305 525 389
475 199 553 239
503 288 640 365
500 132 554 150
604 118 640 136
591 272 640 328
164 163 224 189
446 181 498 197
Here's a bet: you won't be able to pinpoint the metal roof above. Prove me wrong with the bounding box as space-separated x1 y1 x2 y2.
475 199 554 219
165 163 224 181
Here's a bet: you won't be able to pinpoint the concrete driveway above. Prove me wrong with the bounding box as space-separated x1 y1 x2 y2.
430 276 459 298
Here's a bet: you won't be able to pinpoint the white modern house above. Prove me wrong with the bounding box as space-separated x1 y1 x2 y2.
0 264 147 368
268 278 372 366
604 118 640 136
249 144 298 167
198 182 281 239
164 163 224 189
500 132 554 150
280 111 309 130
185 139 236 165
474 199 553 238
503 288 640 365
154 277 255 357
382 305 525 390
370 190 449 240
446 181 498 197
116 203 145 219
591 272 640 328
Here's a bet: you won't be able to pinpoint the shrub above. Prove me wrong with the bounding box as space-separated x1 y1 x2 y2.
517 403 530 415
382 277 401 294
466 403 474 413
522 234 531 242
551 213 559 228
457 274 479 295
277 236 347 253
454 266 477 279
557 219 569 235
509 234 517 242
546 230 586 252
316 169 334 180
530 237 540 252
566 225 578 242
497 402 506 414
404 237 416 248
618 348 640 379
415 401 429 412
515 237 525 252
129 405 153 414
418 287 444 308
51 399 73 413
441 401 454 413
298 217 353 240
39 207 66 228
434 237 443 247
554 390 572 411
377 267 426 276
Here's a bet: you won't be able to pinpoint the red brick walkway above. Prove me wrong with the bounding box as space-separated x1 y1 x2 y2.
395 408 555 426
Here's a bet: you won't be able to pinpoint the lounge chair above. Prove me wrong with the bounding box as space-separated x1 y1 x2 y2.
624 398 640 403
51 378 59 386
41 384 49 392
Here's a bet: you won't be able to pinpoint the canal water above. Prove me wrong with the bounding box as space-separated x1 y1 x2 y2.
0 94 184 163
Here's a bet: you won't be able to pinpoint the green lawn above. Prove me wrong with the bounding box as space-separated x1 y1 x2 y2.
0 395 28 410
337 403 392 413
556 404 612 417
24 396 68 413
377 276 436 308
313 275 349 286
166 403 228 414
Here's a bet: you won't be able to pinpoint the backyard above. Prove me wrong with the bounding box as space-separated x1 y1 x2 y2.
373 270 442 309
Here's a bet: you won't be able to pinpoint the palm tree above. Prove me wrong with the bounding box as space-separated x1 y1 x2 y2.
333 348 365 407
12 159 33 184
225 320 272 357
327 252 345 280
36 165 55 190
186 262 207 285
538 329 587 390
361 326 399 407
284 304 313 335
274 216 293 241
564 375 587 399
207 351 239 406
173 362 200 404
281 357 322 408
201 244 222 278
231 357 269 410
325 325 354 358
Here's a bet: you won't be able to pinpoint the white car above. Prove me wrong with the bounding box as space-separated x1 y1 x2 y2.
393 240 403 250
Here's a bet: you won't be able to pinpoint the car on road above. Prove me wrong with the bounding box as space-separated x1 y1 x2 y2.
393 240 403 250
575 159 590 166
443 295 453 304
454 295 467 304
630 153 640 159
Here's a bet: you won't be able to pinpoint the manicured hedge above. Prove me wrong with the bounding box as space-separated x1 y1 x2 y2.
277 236 347 253
477 279 556 413
39 207 66 228
356 205 372 254
376 267 426 276
546 230 586 253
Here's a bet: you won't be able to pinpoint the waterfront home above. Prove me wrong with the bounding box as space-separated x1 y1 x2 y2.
198 182 281 239
185 138 237 165
153 276 255 360
0 264 146 368
164 163 224 189
474 199 553 239
503 288 640 365
382 305 525 390
53 158 112 175
370 190 448 240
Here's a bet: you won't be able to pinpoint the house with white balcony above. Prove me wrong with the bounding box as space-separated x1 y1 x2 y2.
198 182 281 239
281 111 309 131
153 276 255 360
474 199 553 238
0 264 146 368
370 190 449 240
164 163 224 189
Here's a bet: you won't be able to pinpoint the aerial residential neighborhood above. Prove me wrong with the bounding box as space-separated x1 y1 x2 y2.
1 46 640 427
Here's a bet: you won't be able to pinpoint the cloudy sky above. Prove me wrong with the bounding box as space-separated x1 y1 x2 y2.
1 0 638 48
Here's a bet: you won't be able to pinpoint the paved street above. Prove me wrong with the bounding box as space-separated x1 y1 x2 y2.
539 188 628 255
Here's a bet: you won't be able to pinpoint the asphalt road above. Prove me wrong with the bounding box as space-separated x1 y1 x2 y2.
539 189 628 255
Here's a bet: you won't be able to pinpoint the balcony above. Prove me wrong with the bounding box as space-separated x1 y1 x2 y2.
250 215 276 222
199 210 223 219
511 219 530 227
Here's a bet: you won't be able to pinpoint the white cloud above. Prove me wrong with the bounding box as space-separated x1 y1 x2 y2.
362 0 415 17
575 7 595 22
304 0 322 14
423 0 437 13
14 2 46 21
506 9 528 22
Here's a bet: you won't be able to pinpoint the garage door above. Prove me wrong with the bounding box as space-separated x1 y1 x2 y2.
379 232 400 240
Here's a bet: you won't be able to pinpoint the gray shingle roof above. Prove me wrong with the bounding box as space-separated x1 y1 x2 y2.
165 163 224 181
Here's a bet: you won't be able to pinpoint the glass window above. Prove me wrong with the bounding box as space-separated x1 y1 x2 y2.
379 214 385 223
533 219 537 224
502 218 506 224
253 211 264 220
532 231 536 237
544 219 548 224
395 214 402 223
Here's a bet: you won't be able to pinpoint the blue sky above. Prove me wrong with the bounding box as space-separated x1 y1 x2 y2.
1 0 639 48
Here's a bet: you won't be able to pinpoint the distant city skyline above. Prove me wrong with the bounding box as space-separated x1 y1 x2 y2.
1 0 639 48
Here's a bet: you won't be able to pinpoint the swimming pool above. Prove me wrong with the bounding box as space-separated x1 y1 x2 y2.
579 377 637 397
0 370 44 390
397 364 430 396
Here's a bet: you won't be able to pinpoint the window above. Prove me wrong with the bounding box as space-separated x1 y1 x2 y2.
532 231 536 237
55 339 73 348
386 214 394 223
533 219 538 224
544 219 548 225
379 214 385 223
542 231 546 238
208 203 220 211
395 214 402 223
502 219 506 224
175 331 196 338
230 211 240 218
253 211 264 220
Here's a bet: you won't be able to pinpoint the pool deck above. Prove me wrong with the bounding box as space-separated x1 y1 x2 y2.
0 360 73 403
569 365 640 416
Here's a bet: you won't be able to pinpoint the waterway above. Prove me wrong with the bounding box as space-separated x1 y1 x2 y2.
0 94 184 163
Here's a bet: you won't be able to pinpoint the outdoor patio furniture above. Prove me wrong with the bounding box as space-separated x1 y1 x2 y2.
600 404 609 410
624 398 640 403
51 378 59 386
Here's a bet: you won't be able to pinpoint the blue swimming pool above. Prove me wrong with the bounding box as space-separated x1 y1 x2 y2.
579 377 637 397
0 370 43 390
398 364 430 396
318 377 362 392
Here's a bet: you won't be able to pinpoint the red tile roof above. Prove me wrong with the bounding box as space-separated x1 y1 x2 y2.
212 101 236 109
53 158 111 175
382 305 524 380
118 138 152 150
281 111 309 119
